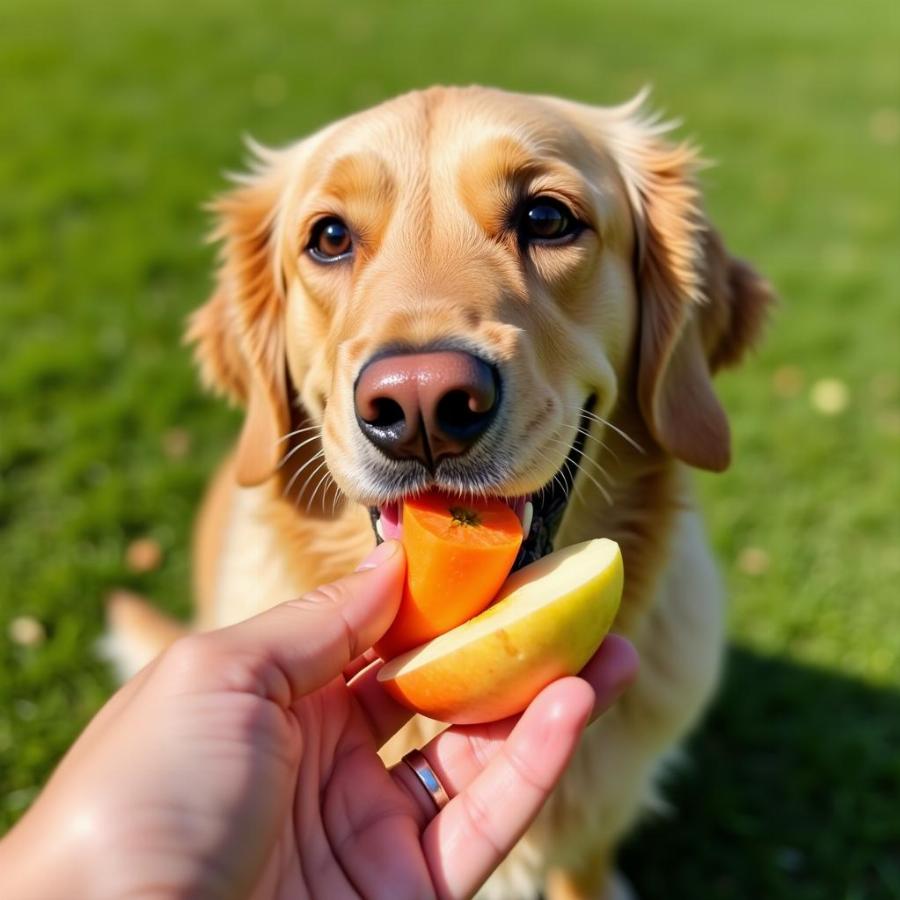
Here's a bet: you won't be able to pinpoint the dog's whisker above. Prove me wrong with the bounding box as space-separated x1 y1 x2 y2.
283 449 325 501
564 404 645 455
306 467 335 513
537 430 616 507
571 467 588 506
579 453 616 490
536 438 588 506
530 445 574 502
277 424 322 444
545 458 571 501
566 457 614 506
575 455 616 502
277 432 323 469
544 437 614 486
577 455 617 501
330 478 345 517
580 410 645 454
560 421 621 464
522 446 554 490
295 458 328 508
546 437 616 485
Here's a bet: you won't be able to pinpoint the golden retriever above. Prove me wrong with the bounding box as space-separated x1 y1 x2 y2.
106 86 772 899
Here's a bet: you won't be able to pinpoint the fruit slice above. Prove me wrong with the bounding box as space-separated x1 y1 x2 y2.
378 538 623 724
374 492 523 659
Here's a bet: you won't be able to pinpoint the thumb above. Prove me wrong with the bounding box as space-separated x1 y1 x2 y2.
171 540 405 704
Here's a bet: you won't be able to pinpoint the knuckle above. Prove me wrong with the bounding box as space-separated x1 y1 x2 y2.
460 790 503 856
162 633 223 679
164 634 292 704
285 582 360 662
504 742 552 793
334 606 361 664
465 733 494 773
300 580 346 608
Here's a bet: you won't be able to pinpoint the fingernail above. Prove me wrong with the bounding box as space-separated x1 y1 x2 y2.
355 539 399 571
587 676 631 724
584 635 640 724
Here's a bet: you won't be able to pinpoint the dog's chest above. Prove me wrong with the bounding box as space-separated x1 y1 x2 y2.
209 484 374 628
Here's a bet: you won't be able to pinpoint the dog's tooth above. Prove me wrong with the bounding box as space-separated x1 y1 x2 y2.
521 500 534 538
375 518 385 540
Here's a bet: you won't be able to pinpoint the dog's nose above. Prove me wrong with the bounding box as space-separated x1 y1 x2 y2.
354 350 500 465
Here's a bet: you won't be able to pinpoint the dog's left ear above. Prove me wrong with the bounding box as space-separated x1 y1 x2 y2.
186 149 291 486
596 93 775 471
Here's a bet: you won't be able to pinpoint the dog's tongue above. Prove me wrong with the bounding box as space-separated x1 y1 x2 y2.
370 494 531 547
378 501 402 540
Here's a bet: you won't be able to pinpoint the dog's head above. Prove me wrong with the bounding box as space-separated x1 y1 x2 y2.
189 86 772 563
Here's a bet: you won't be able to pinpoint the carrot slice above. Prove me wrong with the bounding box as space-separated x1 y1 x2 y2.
374 492 523 659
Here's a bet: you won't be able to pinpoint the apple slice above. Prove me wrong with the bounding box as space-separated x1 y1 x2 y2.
377 538 623 724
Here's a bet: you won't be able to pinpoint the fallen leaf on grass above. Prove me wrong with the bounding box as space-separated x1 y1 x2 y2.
737 547 770 576
772 365 804 397
8 615 46 648
162 428 191 460
126 537 163 573
810 378 849 416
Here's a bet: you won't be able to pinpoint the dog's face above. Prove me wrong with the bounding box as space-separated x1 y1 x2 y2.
287 90 638 504
191 87 771 560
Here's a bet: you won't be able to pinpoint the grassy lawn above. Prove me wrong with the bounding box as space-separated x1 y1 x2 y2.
1 0 898 896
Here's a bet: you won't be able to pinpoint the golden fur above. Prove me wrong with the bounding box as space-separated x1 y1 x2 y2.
105 86 773 899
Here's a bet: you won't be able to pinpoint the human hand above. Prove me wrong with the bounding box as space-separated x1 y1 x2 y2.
0 540 638 899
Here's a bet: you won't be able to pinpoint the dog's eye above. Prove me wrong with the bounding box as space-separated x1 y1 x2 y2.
309 217 353 262
519 198 579 244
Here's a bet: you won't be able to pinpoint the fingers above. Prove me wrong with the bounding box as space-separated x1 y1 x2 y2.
423 678 595 899
159 541 406 705
579 633 640 722
348 660 417 748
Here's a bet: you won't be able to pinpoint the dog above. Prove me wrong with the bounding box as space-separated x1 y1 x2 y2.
106 85 773 899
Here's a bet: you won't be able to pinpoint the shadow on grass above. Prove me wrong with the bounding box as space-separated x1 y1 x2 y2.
620 644 900 900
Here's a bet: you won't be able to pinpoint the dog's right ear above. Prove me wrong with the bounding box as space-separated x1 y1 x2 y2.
588 91 773 471
186 148 291 486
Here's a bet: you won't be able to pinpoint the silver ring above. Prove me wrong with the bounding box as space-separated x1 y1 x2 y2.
400 749 450 811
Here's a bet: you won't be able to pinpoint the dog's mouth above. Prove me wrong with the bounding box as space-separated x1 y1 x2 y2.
368 396 596 572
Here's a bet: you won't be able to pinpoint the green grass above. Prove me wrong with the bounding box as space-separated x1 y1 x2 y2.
1 0 898 896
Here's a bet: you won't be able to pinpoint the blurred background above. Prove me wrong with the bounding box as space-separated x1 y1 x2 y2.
1 0 898 896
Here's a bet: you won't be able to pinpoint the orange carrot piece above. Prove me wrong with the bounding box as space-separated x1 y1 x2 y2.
374 492 523 659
